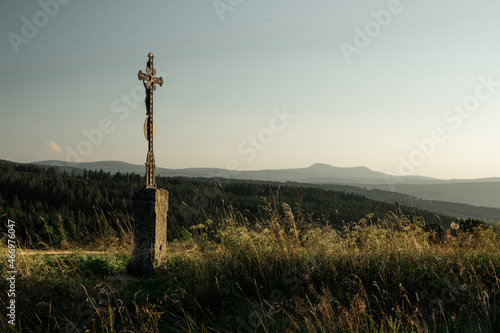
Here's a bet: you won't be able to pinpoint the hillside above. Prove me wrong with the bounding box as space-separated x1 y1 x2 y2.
33 160 500 221
2 185 500 332
0 160 460 246
370 182 500 209
317 184 500 222
2 160 499 332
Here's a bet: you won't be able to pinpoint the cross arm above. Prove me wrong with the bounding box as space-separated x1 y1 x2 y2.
138 70 150 82
151 76 163 88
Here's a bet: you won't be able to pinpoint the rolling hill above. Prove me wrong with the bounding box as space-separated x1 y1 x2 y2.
33 160 500 221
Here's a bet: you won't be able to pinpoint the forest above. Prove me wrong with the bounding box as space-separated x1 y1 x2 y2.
0 160 459 246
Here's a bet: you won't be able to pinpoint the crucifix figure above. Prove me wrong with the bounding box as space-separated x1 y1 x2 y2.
138 52 163 188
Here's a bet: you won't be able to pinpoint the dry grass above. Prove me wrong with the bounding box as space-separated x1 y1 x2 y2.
1 202 500 332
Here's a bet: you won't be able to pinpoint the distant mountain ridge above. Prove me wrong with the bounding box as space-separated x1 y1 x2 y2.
35 160 440 184
33 160 500 213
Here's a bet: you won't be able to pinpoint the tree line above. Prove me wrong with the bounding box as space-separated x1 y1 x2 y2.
0 160 457 245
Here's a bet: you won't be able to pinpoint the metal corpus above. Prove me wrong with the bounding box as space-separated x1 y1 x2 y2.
138 52 163 188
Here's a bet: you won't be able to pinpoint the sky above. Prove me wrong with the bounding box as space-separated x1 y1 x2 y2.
1 0 500 180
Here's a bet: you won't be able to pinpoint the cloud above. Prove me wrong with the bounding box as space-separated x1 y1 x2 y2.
46 141 63 153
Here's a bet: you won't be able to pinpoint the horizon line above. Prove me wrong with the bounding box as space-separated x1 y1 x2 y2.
16 158 500 182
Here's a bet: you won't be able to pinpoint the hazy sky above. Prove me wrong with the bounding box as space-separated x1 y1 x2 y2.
1 0 500 179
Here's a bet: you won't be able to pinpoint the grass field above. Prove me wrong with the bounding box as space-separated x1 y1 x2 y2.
1 201 500 332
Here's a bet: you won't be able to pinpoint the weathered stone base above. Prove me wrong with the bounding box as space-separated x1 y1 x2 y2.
129 187 168 276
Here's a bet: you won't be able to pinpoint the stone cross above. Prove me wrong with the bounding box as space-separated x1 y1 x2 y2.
130 52 169 276
138 52 163 188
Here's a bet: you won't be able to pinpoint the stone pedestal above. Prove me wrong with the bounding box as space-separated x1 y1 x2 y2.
129 187 168 276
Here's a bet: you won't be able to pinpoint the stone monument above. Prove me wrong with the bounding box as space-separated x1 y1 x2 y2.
130 52 168 276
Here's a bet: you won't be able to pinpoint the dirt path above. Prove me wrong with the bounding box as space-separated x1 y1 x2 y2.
22 250 107 256
1 243 195 257
0 250 108 257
